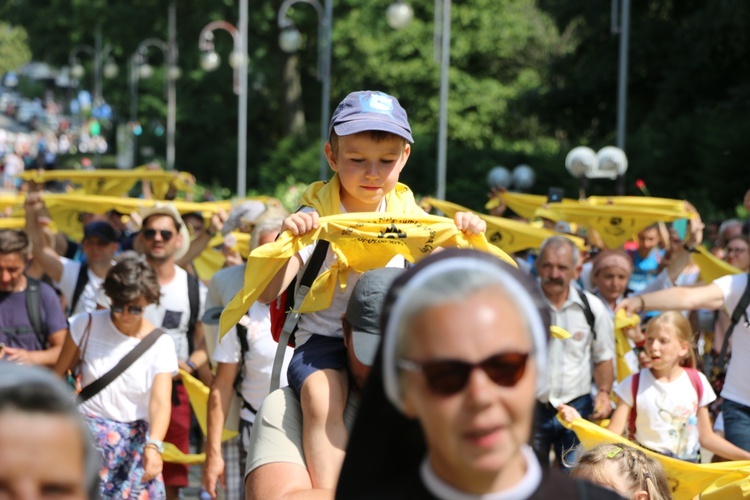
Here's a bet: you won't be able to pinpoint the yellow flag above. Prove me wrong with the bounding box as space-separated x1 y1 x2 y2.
179 369 238 441
0 218 25 229
162 442 205 465
701 465 750 498
220 213 515 335
690 245 742 283
586 196 687 213
539 203 692 249
614 309 641 383
425 197 587 253
558 414 750 500
485 191 577 220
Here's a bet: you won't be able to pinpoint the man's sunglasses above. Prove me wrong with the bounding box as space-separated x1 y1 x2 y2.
143 229 174 241
398 351 531 396
111 304 145 315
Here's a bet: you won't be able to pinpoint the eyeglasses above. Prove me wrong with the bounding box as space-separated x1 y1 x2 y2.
725 247 748 255
143 229 174 241
111 304 145 315
398 351 531 396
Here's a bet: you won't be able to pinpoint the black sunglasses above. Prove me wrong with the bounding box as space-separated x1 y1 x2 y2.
398 351 531 396
143 229 174 241
111 304 145 315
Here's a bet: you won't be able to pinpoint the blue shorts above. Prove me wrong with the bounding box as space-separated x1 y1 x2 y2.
287 334 346 395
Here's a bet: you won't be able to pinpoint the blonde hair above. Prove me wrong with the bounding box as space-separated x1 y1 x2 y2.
645 311 697 368
571 444 671 500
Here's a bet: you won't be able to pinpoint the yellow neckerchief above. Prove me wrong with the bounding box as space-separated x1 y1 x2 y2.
614 308 641 383
558 414 750 500
219 212 515 335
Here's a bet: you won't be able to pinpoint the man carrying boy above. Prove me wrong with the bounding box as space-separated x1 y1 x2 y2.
258 90 486 490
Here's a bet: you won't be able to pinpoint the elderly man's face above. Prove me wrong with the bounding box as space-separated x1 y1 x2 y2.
593 267 630 304
401 287 536 491
0 413 88 499
536 244 577 298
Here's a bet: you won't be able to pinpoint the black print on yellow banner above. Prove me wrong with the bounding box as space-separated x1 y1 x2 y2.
378 224 406 239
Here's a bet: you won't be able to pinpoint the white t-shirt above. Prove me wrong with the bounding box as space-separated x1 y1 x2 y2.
714 273 750 407
212 302 293 423
55 257 106 316
72 310 178 423
143 266 206 361
615 368 715 460
295 202 405 346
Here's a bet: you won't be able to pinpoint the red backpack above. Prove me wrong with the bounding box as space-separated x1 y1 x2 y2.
627 367 703 441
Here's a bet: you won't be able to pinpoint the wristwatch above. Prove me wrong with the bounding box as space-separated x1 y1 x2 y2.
145 438 164 454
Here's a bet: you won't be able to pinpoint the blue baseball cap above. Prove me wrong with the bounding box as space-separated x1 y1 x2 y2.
329 91 414 143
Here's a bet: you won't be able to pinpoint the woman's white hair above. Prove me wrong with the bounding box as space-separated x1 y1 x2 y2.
382 255 548 413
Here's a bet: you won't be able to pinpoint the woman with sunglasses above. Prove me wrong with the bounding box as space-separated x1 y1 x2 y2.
336 249 622 499
54 256 178 499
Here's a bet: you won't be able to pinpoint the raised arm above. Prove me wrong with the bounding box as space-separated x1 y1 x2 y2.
617 283 725 316
24 193 64 282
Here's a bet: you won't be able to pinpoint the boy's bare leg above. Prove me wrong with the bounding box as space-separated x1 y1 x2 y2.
300 368 349 490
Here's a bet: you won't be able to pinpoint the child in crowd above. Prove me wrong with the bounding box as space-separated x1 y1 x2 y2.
571 444 671 500
258 90 485 489
561 312 750 462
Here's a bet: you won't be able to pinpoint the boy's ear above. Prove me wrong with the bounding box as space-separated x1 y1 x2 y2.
324 142 338 172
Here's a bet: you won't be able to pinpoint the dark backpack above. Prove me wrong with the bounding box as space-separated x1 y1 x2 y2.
68 262 89 315
627 368 703 441
575 287 597 340
186 272 200 354
711 273 750 380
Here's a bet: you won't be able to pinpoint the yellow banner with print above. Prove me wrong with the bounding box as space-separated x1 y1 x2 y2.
220 213 515 335
558 414 750 500
485 191 578 220
701 465 750 498
538 204 692 249
426 197 586 254
587 196 687 213
690 245 742 283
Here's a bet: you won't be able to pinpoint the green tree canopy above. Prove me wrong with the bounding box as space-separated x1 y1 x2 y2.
0 22 32 75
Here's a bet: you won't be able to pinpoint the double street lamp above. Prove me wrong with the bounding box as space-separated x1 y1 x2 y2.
277 0 333 181
68 25 118 108
565 146 628 199
199 0 249 197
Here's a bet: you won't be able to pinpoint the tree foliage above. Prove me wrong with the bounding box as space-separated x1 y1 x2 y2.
0 22 32 75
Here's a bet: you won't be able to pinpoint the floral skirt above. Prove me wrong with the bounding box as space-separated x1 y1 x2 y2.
84 414 166 499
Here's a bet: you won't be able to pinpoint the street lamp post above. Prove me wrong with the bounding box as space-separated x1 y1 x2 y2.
68 24 118 108
199 0 249 197
565 146 628 199
612 0 630 195
277 0 332 181
387 0 452 200
487 164 536 192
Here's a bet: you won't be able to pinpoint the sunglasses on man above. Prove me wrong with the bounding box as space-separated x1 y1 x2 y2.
143 229 174 241
111 304 145 315
399 351 531 396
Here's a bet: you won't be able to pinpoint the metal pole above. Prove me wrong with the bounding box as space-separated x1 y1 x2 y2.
615 0 630 195
129 56 138 168
435 0 451 200
319 0 333 180
166 2 177 171
94 24 102 106
237 0 249 197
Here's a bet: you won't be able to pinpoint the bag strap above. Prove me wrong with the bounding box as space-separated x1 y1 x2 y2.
714 273 750 378
270 239 330 392
186 272 200 354
576 287 597 341
74 313 93 371
78 328 165 404
628 372 640 440
69 262 89 315
685 367 704 403
25 276 46 347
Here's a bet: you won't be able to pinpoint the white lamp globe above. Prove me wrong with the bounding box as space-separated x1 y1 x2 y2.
596 146 628 177
200 51 221 72
103 61 118 79
229 50 246 69
386 2 414 30
71 64 85 79
279 27 303 53
565 146 597 178
487 166 512 189
167 65 182 80
512 164 536 190
138 63 154 79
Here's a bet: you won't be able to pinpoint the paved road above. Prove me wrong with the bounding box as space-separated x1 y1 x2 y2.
0 113 29 133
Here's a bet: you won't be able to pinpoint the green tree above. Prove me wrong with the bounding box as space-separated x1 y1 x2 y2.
0 22 32 74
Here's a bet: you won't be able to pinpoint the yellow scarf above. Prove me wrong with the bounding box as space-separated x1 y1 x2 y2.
614 309 641 383
558 414 750 500
219 212 515 335
690 245 741 283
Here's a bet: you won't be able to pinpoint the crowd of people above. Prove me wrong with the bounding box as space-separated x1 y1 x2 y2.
1 89 749 500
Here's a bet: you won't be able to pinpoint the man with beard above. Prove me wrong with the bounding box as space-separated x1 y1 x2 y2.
138 203 209 499
532 236 615 470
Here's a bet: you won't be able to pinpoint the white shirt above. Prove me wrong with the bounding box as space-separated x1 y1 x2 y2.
714 273 750 407
213 302 293 423
55 257 106 315
538 283 615 407
615 369 715 460
72 310 178 423
143 265 206 361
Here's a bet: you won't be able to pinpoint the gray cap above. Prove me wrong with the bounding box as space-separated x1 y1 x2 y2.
346 267 404 366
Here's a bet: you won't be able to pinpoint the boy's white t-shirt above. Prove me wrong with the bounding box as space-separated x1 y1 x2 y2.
55 257 106 315
615 368 715 460
212 301 293 423
71 310 178 423
294 201 405 347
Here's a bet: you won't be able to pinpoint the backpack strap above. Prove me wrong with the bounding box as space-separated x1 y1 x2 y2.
24 276 47 348
234 322 250 401
78 328 165 403
69 262 89 315
270 239 330 392
628 371 640 441
576 287 597 341
713 273 750 379
186 272 200 354
685 367 704 403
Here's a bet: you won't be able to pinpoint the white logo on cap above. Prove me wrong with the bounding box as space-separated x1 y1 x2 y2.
368 94 393 112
